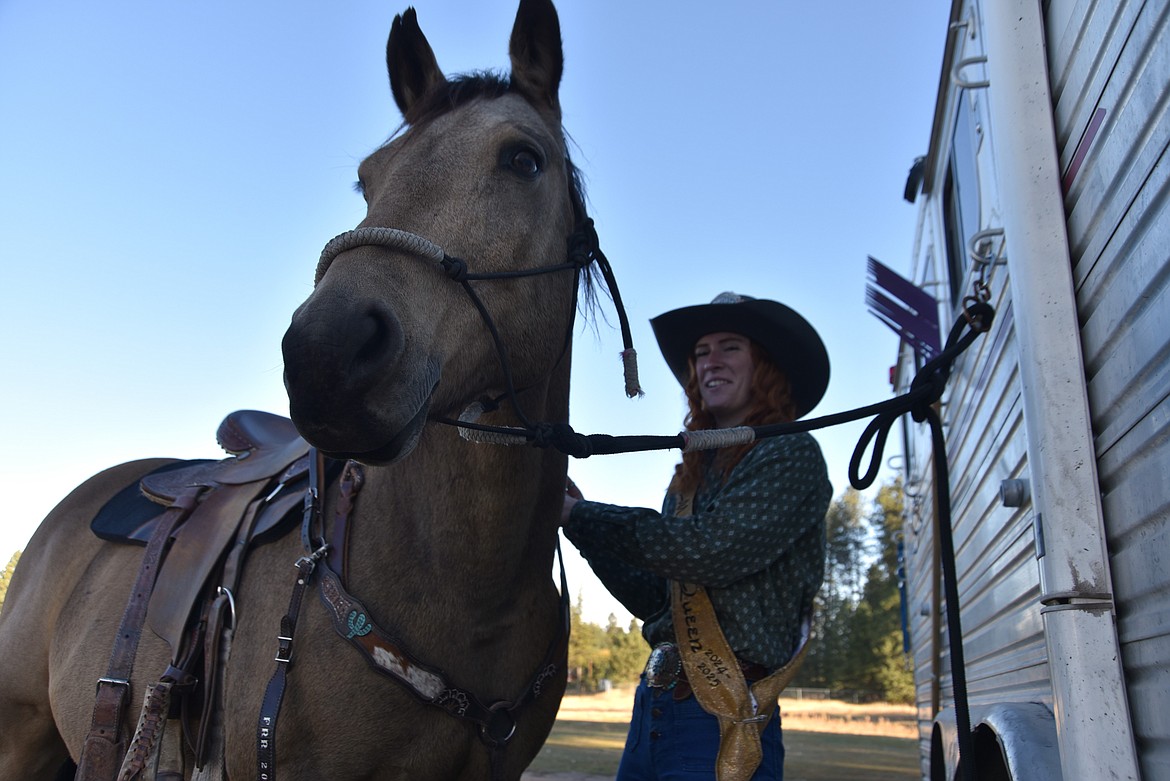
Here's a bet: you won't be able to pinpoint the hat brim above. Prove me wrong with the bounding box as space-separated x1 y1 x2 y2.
650 298 830 419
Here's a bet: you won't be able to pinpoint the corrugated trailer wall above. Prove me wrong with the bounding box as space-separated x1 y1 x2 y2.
1046 0 1170 775
902 0 1055 772
904 0 1169 776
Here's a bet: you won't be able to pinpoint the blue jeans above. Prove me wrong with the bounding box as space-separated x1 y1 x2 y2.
615 678 785 780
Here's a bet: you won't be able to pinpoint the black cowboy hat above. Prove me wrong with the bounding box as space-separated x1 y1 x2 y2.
650 292 830 419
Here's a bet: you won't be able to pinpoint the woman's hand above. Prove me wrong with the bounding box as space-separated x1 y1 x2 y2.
561 478 583 527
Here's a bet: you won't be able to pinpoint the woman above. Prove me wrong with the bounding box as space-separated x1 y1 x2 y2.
561 292 832 781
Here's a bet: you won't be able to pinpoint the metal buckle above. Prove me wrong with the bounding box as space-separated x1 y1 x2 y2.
645 642 681 689
96 676 130 694
274 636 294 664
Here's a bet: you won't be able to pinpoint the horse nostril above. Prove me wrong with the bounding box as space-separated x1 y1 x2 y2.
282 298 404 390
347 302 404 381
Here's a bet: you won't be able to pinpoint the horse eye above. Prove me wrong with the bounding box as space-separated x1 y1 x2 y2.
510 148 542 177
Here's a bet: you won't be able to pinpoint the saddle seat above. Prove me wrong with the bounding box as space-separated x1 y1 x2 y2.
91 411 311 546
141 409 310 503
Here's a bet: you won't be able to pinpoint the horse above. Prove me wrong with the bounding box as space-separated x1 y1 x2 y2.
0 1 604 778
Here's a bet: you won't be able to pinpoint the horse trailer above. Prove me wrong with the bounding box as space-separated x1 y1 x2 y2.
888 0 1169 778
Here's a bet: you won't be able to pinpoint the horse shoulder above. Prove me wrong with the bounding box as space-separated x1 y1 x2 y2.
0 458 177 756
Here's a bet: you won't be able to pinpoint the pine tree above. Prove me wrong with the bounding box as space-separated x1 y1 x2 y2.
567 594 610 691
605 615 647 683
847 480 914 702
567 597 649 690
799 488 867 690
0 550 20 615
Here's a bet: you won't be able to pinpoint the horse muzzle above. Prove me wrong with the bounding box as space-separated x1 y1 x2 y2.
282 287 440 463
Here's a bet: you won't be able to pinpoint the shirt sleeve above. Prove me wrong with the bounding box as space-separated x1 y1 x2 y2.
563 433 830 589
562 509 669 620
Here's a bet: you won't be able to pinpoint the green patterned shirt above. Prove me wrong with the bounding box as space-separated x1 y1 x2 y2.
564 432 831 669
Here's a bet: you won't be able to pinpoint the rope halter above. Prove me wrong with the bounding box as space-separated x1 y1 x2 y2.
313 222 642 436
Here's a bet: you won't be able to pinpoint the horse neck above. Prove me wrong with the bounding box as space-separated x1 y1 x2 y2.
341 366 570 613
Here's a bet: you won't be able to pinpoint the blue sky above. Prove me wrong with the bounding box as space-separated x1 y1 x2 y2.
0 1 949 623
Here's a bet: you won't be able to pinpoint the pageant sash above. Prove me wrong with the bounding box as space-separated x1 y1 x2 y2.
670 488 810 781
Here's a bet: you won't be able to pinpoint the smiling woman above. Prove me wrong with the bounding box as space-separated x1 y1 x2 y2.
693 332 756 427
560 292 833 780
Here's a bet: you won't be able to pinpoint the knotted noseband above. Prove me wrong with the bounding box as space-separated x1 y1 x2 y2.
314 222 642 434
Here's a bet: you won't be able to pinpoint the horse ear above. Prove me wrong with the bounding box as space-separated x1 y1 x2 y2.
508 0 564 115
387 7 446 121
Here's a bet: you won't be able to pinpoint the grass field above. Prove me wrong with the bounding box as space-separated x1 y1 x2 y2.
522 689 920 781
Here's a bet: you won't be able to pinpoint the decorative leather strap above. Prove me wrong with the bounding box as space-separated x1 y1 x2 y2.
76 486 203 781
669 488 810 781
318 566 560 746
254 454 570 779
317 460 569 751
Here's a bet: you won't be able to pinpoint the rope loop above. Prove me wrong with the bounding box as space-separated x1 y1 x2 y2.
441 255 470 282
849 410 901 489
532 423 594 458
566 218 598 268
907 301 996 420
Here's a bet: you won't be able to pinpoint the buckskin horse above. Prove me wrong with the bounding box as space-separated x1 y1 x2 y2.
0 1 616 778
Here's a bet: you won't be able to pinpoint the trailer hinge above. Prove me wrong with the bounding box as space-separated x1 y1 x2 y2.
1032 513 1046 559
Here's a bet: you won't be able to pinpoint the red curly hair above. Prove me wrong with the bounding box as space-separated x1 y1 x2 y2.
671 340 798 497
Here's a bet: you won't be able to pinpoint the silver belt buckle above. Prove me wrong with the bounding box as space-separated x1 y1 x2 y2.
645 642 681 689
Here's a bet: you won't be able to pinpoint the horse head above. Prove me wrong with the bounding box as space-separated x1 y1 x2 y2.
282 0 582 464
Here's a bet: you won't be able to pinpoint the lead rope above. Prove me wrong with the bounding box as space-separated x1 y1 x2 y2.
925 396 976 781
459 302 995 781
312 222 983 774
455 303 992 473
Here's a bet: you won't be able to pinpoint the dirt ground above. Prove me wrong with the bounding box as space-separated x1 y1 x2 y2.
520 688 918 780
534 687 916 736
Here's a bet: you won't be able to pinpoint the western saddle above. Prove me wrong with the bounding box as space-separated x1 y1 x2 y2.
77 410 315 781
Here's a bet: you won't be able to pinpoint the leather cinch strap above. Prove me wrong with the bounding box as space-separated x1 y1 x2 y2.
668 487 810 781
